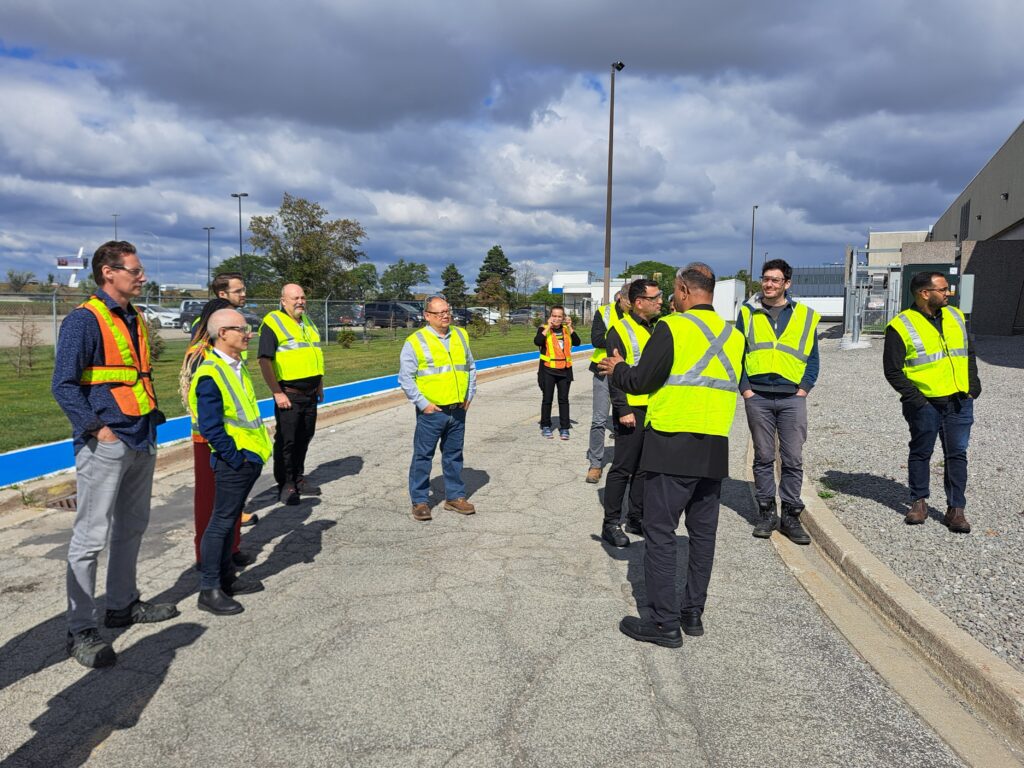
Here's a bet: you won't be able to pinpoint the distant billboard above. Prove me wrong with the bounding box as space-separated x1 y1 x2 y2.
57 248 88 270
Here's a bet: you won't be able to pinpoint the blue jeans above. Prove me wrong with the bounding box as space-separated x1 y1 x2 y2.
901 398 973 509
200 458 262 590
409 407 467 504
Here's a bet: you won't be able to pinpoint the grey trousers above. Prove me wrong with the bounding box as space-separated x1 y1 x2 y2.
587 373 612 469
67 438 156 633
744 392 808 507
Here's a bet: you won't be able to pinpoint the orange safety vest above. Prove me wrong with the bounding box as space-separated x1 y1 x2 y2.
78 297 157 417
540 327 573 369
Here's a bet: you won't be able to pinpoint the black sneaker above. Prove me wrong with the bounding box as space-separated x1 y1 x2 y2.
752 499 779 539
601 524 629 548
623 518 643 537
104 599 180 628
66 629 116 668
619 617 682 648
779 503 811 545
681 610 704 637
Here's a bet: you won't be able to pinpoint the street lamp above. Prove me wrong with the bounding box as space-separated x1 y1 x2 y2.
203 226 215 295
602 60 625 304
112 213 119 240
143 230 161 304
748 204 759 298
231 192 249 282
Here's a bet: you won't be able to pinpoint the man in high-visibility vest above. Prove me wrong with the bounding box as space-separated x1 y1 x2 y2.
599 263 743 647
398 295 478 521
600 278 663 548
586 287 630 483
190 309 271 615
52 241 177 668
258 283 325 506
737 259 820 545
884 271 980 533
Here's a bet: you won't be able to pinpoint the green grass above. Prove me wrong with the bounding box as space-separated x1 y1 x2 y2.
1 325 550 453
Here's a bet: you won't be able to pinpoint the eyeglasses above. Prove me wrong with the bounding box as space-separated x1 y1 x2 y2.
221 324 253 334
637 292 663 302
425 310 451 317
761 276 786 284
924 287 952 294
225 287 246 294
110 265 145 277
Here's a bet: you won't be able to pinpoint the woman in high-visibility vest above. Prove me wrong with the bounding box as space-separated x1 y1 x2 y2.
534 305 581 440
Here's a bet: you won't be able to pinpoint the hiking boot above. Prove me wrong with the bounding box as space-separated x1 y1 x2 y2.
601 524 629 548
412 503 432 521
66 628 116 668
905 498 928 525
444 498 476 515
104 598 180 628
752 499 779 538
779 503 811 545
585 467 602 484
943 506 971 534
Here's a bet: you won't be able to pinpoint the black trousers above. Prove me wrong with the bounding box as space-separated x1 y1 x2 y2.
603 406 646 526
538 369 571 430
643 472 721 627
273 389 318 487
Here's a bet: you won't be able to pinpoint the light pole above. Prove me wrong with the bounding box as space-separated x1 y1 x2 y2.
231 192 249 283
748 204 759 297
143 230 161 304
112 213 119 240
602 61 625 304
203 226 215 295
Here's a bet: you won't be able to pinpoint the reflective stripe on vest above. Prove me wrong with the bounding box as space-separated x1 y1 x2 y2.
589 304 620 364
887 307 969 398
645 310 744 437
619 315 652 407
261 310 324 381
540 328 573 369
187 356 272 462
78 298 157 417
740 302 820 385
410 326 471 405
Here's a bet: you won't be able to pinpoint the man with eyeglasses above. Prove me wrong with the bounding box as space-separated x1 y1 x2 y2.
599 278 663 548
52 241 177 668
259 284 325 506
398 295 477 521
884 271 980 533
737 259 820 545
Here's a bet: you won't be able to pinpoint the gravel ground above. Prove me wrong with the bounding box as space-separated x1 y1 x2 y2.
804 329 1024 674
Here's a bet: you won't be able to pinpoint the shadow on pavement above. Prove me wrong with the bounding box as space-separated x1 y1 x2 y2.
427 467 489 506
594 530 690 622
242 455 364 515
722 477 758 529
818 469 928 519
3 623 205 767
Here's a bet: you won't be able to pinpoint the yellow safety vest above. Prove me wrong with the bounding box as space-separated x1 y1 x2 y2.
589 303 624 365
78 297 157 417
540 327 573 369
618 314 653 407
188 353 272 462
409 326 471 406
887 306 970 398
739 301 820 385
645 309 744 436
261 310 324 381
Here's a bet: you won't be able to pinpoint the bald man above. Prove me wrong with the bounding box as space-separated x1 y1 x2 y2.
258 283 325 506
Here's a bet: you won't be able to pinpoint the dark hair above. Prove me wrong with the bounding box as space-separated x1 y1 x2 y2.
628 278 659 304
190 297 235 342
910 271 945 294
549 304 565 314
211 272 243 296
761 258 792 281
92 241 137 284
676 262 716 294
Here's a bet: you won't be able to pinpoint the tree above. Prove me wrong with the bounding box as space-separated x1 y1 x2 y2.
46 273 56 286
618 260 677 304
476 245 514 294
512 261 540 307
527 287 563 307
379 259 428 299
339 262 378 299
249 192 366 296
214 253 280 297
475 275 508 309
440 263 468 307
6 269 34 293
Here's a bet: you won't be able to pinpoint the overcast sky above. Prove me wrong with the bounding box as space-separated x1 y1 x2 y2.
2 0 1023 292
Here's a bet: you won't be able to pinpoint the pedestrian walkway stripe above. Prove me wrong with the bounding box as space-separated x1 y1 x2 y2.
0 345 593 488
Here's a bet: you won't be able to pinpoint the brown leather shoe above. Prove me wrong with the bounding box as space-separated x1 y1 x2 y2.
943 507 971 534
585 467 602 484
411 503 432 521
444 498 476 515
905 498 928 525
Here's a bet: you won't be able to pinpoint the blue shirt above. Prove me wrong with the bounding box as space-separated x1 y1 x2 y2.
398 325 477 411
736 294 820 394
51 289 159 451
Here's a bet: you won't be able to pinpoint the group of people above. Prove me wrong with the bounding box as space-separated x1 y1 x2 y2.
52 241 980 666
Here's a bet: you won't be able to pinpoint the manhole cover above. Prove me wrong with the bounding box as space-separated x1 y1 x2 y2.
45 494 77 511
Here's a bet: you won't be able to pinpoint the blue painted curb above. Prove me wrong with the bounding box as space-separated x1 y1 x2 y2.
1 344 594 488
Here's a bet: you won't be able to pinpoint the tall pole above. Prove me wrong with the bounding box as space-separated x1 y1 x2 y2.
231 192 249 283
203 226 215 296
112 213 119 240
748 204 758 298
602 61 625 304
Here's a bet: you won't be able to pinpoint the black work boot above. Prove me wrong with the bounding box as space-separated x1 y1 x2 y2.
779 503 811 545
752 499 779 538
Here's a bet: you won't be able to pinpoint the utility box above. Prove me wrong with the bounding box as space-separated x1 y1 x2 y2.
899 263 961 311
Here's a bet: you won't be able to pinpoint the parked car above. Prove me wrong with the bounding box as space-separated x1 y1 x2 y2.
363 301 424 328
334 303 365 327
467 306 501 325
180 300 261 334
134 303 181 329
449 307 474 326
508 308 540 324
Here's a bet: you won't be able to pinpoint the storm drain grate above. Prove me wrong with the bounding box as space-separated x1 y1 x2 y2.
45 494 77 511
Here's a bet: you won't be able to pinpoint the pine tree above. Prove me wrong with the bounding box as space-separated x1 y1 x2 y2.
476 245 514 294
441 263 468 306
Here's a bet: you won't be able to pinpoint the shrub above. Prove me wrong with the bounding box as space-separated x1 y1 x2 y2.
141 315 165 361
467 316 489 339
338 330 356 348
496 318 511 336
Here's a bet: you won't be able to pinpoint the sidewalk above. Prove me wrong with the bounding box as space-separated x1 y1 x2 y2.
0 362 965 767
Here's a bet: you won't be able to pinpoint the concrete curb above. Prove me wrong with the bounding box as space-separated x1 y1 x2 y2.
745 437 1024 751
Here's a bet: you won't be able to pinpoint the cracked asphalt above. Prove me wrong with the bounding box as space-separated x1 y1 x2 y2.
0 361 965 767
